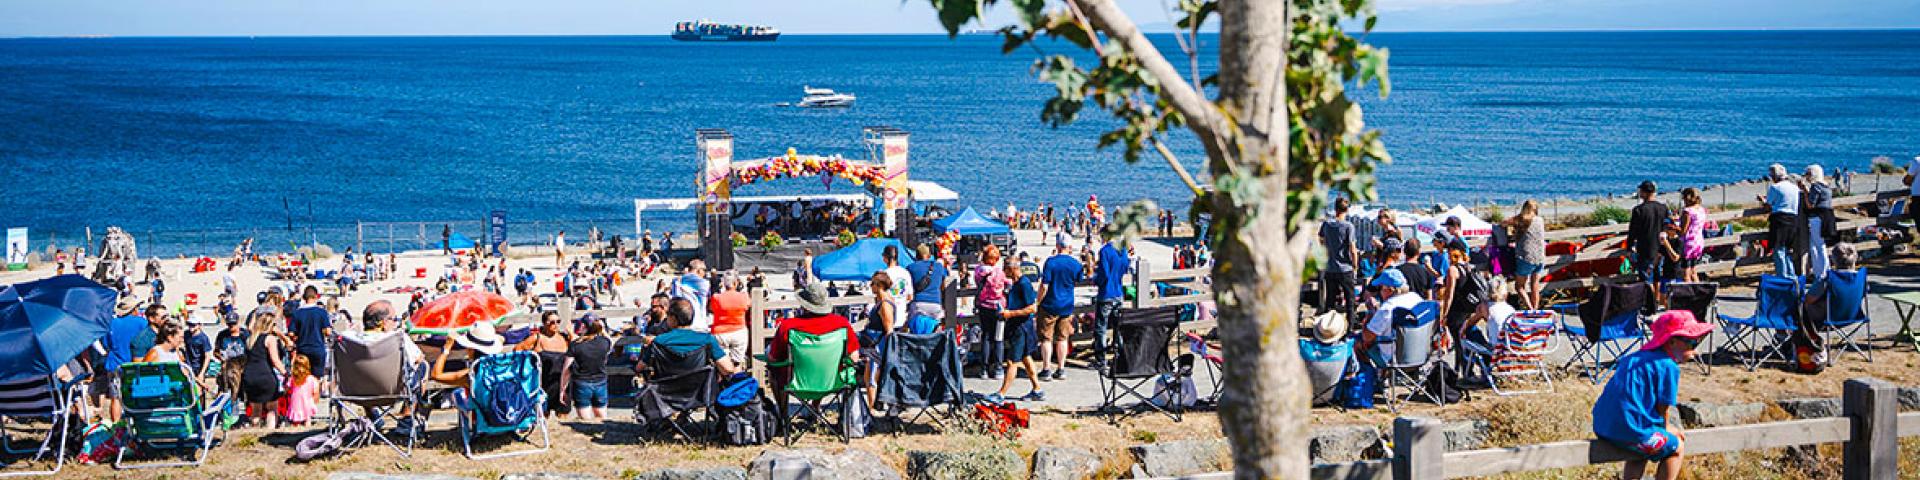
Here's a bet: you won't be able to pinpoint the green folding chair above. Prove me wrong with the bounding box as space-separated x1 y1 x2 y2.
115 362 229 470
757 328 858 445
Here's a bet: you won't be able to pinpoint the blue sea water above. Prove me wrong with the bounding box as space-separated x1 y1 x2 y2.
2 31 1918 255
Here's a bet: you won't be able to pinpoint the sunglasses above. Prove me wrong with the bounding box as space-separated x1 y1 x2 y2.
1678 337 1702 348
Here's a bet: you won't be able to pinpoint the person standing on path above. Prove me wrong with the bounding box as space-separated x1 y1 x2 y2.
288 287 335 394
1320 198 1361 315
881 245 912 326
1625 181 1672 282
554 230 567 269
1803 165 1835 281
567 320 613 421
1758 165 1802 277
1509 200 1549 309
1091 233 1129 370
905 244 950 321
441 224 452 255
1034 236 1084 381
972 245 1011 380
1677 190 1708 284
989 260 1045 403
707 275 751 364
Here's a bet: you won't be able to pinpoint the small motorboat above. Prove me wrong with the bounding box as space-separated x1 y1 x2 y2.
796 86 856 108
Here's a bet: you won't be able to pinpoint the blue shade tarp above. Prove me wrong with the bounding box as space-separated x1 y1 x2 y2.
0 274 118 381
449 232 478 250
931 207 1011 236
812 238 916 282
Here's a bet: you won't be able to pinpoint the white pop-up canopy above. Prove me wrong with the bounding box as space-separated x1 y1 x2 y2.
1414 206 1494 239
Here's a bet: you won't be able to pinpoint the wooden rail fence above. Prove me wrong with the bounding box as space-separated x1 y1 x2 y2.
1169 378 1919 480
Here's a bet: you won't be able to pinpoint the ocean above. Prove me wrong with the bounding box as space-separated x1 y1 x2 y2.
3 31 1918 256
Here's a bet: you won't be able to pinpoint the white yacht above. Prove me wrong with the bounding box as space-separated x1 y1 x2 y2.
796 86 856 108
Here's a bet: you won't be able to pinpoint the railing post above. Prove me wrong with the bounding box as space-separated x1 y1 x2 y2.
1842 377 1897 480
1393 417 1444 480
1133 259 1153 309
942 279 959 329
748 288 766 371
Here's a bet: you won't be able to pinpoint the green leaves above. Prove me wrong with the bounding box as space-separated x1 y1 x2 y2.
927 0 987 36
1284 0 1393 231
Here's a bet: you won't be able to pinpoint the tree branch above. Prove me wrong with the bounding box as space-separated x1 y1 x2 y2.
1152 137 1207 197
1075 0 1228 149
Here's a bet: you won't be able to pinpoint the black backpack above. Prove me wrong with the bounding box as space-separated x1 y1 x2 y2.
719 395 776 446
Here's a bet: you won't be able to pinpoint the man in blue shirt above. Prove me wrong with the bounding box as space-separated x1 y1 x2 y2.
905 244 950 322
642 298 741 376
1034 237 1084 381
1591 310 1712 480
1091 235 1129 370
288 287 335 390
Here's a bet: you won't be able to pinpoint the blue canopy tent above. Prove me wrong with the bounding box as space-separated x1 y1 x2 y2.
812 238 916 282
931 207 1011 236
448 232 477 250
0 274 118 381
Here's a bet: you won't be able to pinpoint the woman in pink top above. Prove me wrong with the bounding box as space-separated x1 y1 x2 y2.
972 245 1011 380
1678 188 1708 283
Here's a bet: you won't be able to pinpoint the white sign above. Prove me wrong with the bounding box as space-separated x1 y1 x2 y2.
5 227 27 268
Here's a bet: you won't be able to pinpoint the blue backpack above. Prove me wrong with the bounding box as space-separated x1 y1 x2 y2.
483 379 537 427
1341 362 1378 410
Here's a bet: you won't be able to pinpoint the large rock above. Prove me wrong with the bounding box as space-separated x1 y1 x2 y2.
503 475 601 480
1439 419 1490 452
747 449 902 480
1776 397 1842 419
1898 387 1920 412
1676 402 1766 428
628 468 748 480
907 449 1023 480
1310 425 1380 463
328 475 475 480
1030 447 1100 480
1128 439 1228 478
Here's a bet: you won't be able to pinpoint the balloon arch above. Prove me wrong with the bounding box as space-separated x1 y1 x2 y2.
693 127 915 270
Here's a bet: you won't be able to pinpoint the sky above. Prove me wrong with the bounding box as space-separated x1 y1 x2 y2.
1 0 1917 37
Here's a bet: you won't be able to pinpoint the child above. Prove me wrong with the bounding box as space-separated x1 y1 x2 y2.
279 354 320 426
1591 310 1713 480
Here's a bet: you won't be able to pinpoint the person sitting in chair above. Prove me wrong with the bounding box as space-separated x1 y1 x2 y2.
428 322 508 427
1357 269 1424 363
342 300 427 435
767 282 860 422
636 298 741 381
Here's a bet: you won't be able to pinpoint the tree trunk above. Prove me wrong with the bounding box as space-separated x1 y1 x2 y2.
1210 1 1308 479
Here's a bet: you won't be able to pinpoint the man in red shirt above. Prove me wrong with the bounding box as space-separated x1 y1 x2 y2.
767 282 859 422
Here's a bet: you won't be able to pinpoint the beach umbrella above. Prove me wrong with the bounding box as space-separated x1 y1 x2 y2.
0 274 118 381
407 290 515 335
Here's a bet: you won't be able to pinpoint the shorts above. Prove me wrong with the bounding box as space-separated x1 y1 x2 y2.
714 329 750 365
571 379 609 408
92 370 120 400
1003 319 1035 360
1513 259 1543 277
1037 312 1074 341
1603 429 1680 462
298 348 331 378
909 302 944 321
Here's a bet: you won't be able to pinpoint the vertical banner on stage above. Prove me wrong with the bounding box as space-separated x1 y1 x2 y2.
699 134 734 215
4 228 26 270
880 132 910 210
488 211 506 256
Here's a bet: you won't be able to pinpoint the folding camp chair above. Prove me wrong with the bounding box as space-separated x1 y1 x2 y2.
1300 338 1354 407
1099 305 1184 422
328 331 421 457
757 328 859 445
1718 274 1801 371
456 351 550 460
1378 301 1444 411
1817 269 1872 365
114 361 229 470
0 371 88 477
1555 282 1651 383
874 330 967 432
1185 332 1224 405
1664 282 1719 374
632 343 718 442
1468 310 1558 396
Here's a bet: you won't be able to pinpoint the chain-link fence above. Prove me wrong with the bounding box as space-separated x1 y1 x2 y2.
21 215 703 260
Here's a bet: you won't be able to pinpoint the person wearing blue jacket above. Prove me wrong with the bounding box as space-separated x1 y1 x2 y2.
1092 236 1129 370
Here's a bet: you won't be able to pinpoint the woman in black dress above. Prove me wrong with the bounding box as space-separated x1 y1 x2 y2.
241 310 290 429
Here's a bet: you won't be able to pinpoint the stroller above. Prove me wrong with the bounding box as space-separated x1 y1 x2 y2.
114 361 231 469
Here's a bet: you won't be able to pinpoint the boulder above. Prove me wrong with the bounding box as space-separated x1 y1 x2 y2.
747 449 902 480
1676 402 1766 428
1128 439 1228 478
328 475 475 480
1439 419 1490 452
627 468 748 480
1030 446 1100 480
906 449 1023 480
1899 387 1920 412
1776 397 1842 419
1310 425 1380 463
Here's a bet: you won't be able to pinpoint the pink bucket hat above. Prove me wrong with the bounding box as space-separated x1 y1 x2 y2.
1643 310 1715 351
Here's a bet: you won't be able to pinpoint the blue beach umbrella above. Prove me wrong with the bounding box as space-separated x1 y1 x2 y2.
0 274 119 381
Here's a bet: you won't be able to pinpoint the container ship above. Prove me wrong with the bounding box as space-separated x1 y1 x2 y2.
672 20 780 42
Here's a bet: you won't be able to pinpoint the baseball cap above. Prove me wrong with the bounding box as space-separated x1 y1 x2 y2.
1370 269 1408 289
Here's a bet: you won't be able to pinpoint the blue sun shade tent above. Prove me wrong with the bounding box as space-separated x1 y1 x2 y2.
812 238 916 282
932 207 1011 236
449 232 477 250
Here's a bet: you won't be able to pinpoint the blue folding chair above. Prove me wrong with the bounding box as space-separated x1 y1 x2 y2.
456 351 550 460
1719 274 1801 371
1555 282 1650 383
1299 337 1354 407
1377 301 1443 411
1818 269 1872 365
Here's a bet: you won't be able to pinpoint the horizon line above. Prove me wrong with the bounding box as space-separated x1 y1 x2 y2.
5 26 1920 39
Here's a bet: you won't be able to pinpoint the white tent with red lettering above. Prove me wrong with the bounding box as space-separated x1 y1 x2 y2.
1414 206 1493 239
